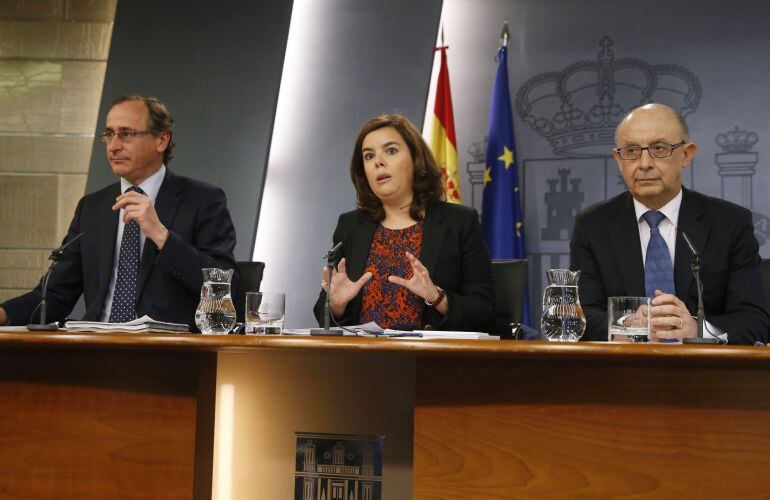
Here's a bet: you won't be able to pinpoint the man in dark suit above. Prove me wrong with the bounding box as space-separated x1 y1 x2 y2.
570 103 769 344
0 95 237 327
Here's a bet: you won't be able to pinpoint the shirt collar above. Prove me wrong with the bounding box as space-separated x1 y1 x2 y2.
633 189 682 227
119 165 166 204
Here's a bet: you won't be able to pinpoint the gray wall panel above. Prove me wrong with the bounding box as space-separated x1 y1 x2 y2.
86 0 293 260
254 0 443 328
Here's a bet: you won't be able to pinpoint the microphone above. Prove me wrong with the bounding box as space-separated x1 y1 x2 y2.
27 232 84 331
310 242 344 336
681 232 699 259
325 242 343 262
680 232 719 344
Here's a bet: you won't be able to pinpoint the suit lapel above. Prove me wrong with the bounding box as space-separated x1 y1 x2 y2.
610 193 646 296
97 184 121 295
345 214 377 281
674 189 708 300
420 202 445 276
137 169 182 297
90 183 121 319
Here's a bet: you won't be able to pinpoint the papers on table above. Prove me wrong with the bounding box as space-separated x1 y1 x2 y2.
282 322 498 339
65 315 189 333
384 329 499 340
0 326 37 332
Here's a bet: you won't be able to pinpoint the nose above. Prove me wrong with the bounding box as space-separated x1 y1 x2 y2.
374 154 386 168
106 135 122 151
638 148 655 168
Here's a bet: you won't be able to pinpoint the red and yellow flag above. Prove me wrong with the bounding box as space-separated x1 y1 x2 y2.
431 46 461 203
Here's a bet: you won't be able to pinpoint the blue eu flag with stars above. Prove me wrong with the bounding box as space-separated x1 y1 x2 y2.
481 45 530 325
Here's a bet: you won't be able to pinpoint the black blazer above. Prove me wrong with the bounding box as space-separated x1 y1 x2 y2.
2 169 238 327
313 201 495 332
570 188 770 344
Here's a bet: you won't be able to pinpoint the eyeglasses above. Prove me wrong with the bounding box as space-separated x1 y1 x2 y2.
615 141 686 160
99 129 160 143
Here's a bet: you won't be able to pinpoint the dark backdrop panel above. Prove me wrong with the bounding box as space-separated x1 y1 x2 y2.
86 0 293 260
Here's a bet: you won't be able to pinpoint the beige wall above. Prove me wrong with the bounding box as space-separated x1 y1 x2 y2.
0 0 115 303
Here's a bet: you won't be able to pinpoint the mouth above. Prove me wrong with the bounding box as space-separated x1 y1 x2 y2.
376 174 391 183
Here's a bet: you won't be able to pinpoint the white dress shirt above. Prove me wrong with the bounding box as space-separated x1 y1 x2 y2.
100 165 167 322
633 189 726 342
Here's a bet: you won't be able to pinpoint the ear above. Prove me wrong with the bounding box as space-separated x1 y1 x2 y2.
612 148 624 170
682 142 698 167
156 131 171 152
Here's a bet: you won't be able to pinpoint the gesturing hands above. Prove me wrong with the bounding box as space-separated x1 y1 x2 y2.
387 252 435 300
389 252 448 314
112 191 169 249
321 258 372 318
321 252 447 318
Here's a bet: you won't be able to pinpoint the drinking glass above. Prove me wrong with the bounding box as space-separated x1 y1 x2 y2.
245 292 285 335
608 296 651 342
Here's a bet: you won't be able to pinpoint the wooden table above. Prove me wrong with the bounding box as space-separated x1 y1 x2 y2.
1 332 768 498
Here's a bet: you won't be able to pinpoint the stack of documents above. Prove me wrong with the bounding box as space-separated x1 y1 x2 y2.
383 329 498 340
65 315 189 333
282 322 498 339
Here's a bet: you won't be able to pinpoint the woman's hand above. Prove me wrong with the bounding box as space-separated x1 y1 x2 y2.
321 258 372 318
388 252 448 314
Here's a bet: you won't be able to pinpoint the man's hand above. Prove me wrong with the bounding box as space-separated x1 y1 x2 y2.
650 290 697 341
112 191 169 249
0 307 7 326
622 303 651 328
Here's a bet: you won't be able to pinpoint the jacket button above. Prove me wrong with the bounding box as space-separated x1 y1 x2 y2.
423 324 433 330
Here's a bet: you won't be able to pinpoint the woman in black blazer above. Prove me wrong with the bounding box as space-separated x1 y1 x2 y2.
313 114 494 332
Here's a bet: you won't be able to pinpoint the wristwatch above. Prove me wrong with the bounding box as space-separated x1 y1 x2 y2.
425 286 446 308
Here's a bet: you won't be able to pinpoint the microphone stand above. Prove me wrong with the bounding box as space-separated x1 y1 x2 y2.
692 252 705 340
681 232 719 344
27 233 83 332
310 244 343 336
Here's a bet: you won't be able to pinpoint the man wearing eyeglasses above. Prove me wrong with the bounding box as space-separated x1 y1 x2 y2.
0 95 237 327
570 103 769 344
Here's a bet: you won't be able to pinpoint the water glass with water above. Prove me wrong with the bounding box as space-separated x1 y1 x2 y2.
608 296 651 342
245 292 285 335
540 269 586 342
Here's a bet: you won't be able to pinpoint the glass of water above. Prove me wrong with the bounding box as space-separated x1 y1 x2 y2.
608 296 651 342
245 292 285 335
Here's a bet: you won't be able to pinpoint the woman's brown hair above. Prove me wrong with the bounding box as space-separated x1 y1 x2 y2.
350 114 444 221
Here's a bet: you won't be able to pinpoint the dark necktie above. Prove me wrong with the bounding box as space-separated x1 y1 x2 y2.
643 210 675 298
109 186 145 323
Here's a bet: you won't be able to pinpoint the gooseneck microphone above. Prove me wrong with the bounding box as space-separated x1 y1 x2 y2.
680 232 720 344
309 242 344 336
27 232 84 331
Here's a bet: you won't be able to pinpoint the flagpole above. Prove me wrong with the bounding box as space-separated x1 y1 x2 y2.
482 19 531 325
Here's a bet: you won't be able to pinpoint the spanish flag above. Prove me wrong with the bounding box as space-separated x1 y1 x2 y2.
431 46 461 203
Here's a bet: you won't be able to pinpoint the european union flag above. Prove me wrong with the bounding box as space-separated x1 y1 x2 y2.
482 45 530 325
